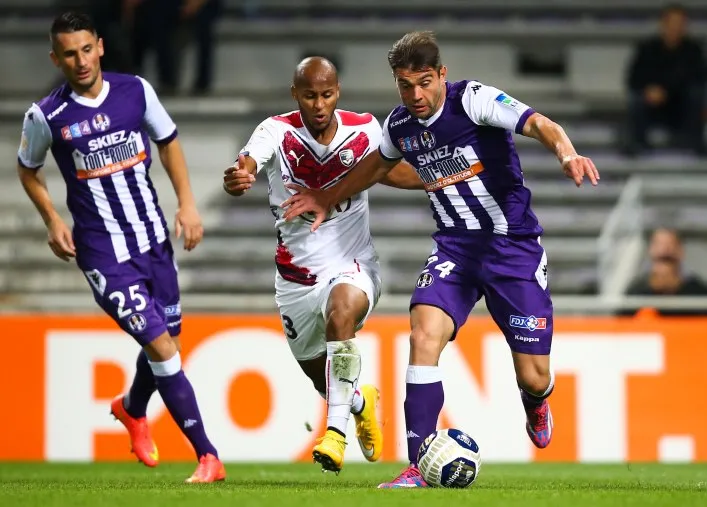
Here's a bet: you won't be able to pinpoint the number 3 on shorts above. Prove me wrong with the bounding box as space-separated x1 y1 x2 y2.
109 284 147 318
282 314 298 340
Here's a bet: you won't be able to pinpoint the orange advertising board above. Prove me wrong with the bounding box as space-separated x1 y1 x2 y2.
1 313 706 463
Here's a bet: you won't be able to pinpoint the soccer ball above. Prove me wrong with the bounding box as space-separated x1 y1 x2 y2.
417 428 481 488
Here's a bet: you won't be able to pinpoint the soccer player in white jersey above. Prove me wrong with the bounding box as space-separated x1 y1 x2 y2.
16 12 224 483
282 32 601 487
223 57 422 473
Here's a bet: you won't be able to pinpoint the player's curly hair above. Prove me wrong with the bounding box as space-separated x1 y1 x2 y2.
387 31 442 73
50 11 97 45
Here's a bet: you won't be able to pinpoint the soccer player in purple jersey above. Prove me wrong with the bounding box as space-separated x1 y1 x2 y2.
282 31 600 488
16 11 225 483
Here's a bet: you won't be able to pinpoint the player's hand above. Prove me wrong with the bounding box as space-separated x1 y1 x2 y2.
561 154 600 187
175 203 203 251
223 153 255 196
281 184 333 232
47 217 76 262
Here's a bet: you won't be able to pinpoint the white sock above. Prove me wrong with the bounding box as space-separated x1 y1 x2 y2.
318 389 365 415
351 389 365 414
325 339 361 435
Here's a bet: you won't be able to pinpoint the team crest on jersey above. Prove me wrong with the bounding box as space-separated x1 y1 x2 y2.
416 272 434 288
92 112 111 132
339 149 355 167
420 130 436 149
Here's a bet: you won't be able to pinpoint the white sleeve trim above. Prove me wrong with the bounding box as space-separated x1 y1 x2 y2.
461 81 534 133
240 118 279 173
365 114 383 152
18 103 52 169
138 76 177 142
379 112 404 160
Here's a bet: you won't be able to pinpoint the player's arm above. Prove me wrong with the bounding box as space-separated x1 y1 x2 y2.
463 81 599 187
379 161 424 189
17 105 76 261
520 113 598 186
223 120 277 197
282 149 398 231
139 76 202 251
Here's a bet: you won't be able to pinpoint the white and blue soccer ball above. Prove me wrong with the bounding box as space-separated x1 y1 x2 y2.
417 428 481 488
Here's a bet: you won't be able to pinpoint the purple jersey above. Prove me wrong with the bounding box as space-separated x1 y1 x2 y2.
18 72 178 269
380 80 542 237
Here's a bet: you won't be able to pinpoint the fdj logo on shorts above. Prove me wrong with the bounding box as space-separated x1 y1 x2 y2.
510 315 547 332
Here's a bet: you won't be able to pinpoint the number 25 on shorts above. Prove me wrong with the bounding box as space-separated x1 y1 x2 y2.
109 284 147 318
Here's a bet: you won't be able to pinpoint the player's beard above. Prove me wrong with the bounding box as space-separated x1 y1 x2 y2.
72 68 99 93
422 83 445 120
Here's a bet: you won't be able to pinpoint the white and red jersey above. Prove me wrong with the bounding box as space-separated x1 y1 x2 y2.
241 109 381 291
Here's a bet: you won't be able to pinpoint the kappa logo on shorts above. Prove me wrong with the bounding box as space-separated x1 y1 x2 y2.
84 269 106 296
510 315 547 332
416 272 434 288
127 313 147 332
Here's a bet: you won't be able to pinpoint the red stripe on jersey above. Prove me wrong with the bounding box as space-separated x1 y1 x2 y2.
338 111 374 126
275 231 317 286
273 111 304 128
283 131 370 189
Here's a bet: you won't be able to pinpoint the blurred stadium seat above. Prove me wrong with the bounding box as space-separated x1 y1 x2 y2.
1 0 707 312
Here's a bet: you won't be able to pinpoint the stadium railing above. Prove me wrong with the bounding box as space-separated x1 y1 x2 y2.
596 175 644 297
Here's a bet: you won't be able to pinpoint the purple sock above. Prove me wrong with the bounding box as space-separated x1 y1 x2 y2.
404 381 444 465
124 350 156 419
520 385 553 410
155 370 218 459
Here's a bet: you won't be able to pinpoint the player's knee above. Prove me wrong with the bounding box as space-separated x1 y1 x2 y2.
324 305 359 341
144 332 179 362
516 363 552 396
409 327 444 365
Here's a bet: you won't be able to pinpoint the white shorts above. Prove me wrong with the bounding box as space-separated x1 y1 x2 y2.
275 259 381 361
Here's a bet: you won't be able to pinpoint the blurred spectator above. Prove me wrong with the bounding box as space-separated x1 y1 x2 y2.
622 228 707 316
181 0 223 95
624 3 707 157
131 0 221 96
131 0 181 95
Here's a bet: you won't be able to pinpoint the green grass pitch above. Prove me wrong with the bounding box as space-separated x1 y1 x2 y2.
1 462 705 506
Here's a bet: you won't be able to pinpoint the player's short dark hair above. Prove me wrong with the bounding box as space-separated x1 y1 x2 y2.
387 31 442 73
50 11 97 45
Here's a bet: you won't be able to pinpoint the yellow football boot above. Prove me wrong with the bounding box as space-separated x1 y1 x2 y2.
354 384 383 462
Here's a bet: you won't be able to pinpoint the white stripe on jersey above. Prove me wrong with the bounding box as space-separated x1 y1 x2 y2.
111 171 151 253
87 178 130 261
442 185 482 230
428 192 455 228
466 178 509 235
133 163 167 243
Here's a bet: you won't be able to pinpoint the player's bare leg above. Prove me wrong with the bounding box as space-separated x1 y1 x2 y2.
513 352 554 449
379 304 453 489
312 284 372 473
144 333 225 483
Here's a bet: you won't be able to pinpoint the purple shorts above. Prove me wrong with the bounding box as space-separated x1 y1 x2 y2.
82 241 182 345
410 232 552 355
